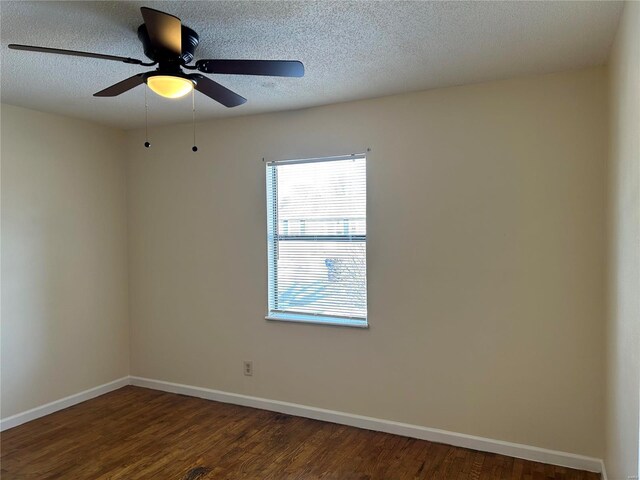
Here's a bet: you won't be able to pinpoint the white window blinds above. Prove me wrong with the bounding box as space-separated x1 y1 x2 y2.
266 154 367 327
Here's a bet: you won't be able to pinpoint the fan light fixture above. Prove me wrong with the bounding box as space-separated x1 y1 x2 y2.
8 6 305 151
146 75 194 99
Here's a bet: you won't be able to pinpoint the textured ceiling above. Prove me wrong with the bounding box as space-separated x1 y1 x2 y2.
0 1 623 130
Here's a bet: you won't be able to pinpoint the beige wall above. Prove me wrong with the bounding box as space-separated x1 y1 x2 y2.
126 68 607 457
1 104 129 418
606 2 640 479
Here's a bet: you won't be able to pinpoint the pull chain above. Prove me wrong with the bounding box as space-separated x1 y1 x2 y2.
191 89 198 152
144 84 150 148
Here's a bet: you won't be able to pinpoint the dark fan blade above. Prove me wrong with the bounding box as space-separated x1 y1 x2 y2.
94 74 147 97
190 74 246 108
8 44 149 65
140 7 182 57
195 59 304 77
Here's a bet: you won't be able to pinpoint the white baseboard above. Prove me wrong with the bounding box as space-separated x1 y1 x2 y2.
0 376 129 432
130 376 603 474
0 374 605 476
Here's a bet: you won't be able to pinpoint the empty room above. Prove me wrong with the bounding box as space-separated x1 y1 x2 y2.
0 1 638 479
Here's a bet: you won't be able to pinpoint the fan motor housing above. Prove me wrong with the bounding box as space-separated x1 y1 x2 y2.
137 24 199 64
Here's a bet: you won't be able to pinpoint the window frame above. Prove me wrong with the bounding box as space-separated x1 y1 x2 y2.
264 153 368 329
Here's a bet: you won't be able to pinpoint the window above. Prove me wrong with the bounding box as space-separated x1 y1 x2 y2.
266 154 367 328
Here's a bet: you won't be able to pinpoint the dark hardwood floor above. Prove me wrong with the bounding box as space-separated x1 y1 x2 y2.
1 386 600 480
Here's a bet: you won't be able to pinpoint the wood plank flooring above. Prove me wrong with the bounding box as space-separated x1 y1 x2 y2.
1 386 601 480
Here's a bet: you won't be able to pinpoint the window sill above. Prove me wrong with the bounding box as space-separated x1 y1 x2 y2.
265 313 369 329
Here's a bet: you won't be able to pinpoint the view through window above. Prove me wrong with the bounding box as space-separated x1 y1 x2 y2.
266 154 367 327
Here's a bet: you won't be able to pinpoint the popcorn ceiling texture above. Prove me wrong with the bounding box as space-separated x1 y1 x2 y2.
0 1 622 129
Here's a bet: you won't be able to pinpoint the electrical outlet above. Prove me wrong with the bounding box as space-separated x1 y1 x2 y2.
243 360 253 376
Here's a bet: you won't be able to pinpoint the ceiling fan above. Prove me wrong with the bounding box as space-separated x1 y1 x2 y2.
8 6 305 108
